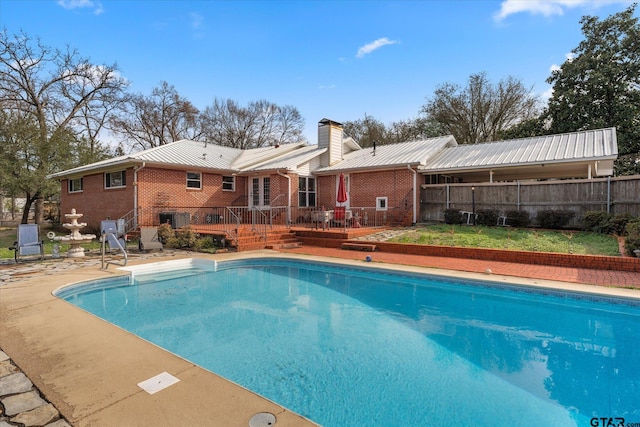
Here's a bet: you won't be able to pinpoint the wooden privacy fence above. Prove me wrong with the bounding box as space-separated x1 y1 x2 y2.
419 175 640 227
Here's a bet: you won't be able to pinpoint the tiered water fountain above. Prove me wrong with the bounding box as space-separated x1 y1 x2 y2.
54 208 96 258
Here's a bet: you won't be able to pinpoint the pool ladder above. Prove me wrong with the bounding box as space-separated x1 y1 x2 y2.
100 231 128 269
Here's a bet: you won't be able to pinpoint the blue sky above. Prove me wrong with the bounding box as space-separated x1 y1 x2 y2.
1 0 637 144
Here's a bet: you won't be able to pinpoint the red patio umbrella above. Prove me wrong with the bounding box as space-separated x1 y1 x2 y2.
337 173 348 204
336 173 348 230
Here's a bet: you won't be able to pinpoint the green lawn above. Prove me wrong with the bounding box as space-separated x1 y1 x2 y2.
1 224 622 259
0 227 103 259
387 225 621 256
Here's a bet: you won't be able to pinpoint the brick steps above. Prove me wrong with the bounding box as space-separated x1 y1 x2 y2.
234 230 302 252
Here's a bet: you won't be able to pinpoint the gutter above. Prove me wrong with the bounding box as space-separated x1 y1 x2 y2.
407 164 417 224
277 169 291 224
133 162 146 224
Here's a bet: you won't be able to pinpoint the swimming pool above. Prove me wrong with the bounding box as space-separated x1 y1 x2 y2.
56 257 640 427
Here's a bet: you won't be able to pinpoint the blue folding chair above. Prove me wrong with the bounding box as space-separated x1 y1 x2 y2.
9 224 44 262
100 220 126 252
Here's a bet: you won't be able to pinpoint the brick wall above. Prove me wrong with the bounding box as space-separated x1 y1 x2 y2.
60 169 135 231
59 165 418 229
137 168 242 208
369 241 640 273
316 169 415 225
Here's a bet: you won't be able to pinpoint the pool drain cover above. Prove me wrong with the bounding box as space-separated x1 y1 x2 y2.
249 412 276 427
137 371 180 395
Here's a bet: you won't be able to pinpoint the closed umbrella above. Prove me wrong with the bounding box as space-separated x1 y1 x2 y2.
336 173 348 230
337 173 348 204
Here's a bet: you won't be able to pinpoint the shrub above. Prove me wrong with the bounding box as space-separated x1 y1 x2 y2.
536 210 575 229
194 236 216 252
582 211 611 232
157 223 175 242
603 213 634 235
476 209 499 226
164 226 197 249
625 220 640 256
505 210 530 228
583 211 635 235
444 209 464 225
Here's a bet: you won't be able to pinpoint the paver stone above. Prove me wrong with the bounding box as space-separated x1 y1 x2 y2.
0 372 32 395
0 361 18 378
1 390 46 416
11 403 59 427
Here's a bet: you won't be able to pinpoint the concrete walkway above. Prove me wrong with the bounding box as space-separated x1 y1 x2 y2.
1 250 178 427
1 243 639 426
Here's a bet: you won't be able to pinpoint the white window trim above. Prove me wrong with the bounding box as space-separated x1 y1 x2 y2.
68 178 83 193
104 171 126 189
186 171 202 189
298 176 316 207
376 196 388 211
222 175 235 192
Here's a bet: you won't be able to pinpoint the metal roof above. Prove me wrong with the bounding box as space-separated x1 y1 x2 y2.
47 140 306 178
231 142 305 169
48 127 619 181
249 145 327 172
422 127 618 172
314 135 457 174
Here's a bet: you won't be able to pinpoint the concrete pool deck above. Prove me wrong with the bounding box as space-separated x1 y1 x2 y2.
1 248 640 426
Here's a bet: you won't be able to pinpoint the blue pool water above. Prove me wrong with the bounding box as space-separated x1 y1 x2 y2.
56 258 640 427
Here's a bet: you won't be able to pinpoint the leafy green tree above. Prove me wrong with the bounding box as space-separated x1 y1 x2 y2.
546 5 640 175
498 116 548 140
0 30 128 223
0 111 74 222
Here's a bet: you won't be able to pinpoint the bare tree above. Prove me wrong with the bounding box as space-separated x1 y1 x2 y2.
422 72 540 144
0 30 128 223
199 98 305 149
343 114 443 147
342 114 387 148
110 81 200 151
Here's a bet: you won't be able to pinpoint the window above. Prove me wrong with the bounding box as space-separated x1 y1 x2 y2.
105 171 126 188
298 177 316 207
68 178 83 193
376 196 388 211
186 171 202 189
222 175 235 191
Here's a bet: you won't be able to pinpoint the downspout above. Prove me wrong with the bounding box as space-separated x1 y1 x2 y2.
133 162 146 227
277 169 291 224
407 164 417 224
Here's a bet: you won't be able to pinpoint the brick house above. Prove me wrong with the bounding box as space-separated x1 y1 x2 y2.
48 119 618 234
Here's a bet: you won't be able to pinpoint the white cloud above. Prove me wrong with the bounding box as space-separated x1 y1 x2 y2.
190 12 204 30
356 37 398 59
541 86 554 100
58 0 104 15
549 52 574 74
494 0 632 21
